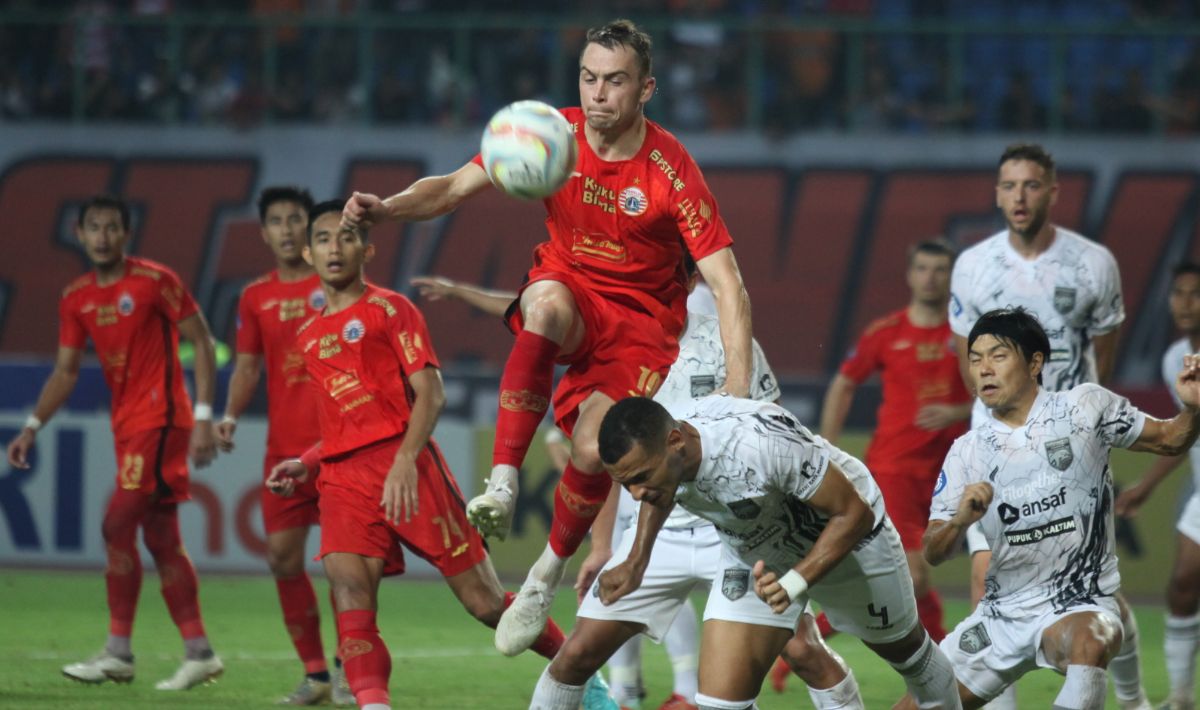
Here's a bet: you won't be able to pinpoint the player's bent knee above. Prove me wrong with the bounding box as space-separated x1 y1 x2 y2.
549 637 604 684
781 634 826 675
694 691 756 710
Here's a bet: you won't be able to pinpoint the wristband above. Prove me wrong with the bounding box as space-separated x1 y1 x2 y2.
193 403 213 421
220 414 237 426
23 414 43 433
778 569 809 602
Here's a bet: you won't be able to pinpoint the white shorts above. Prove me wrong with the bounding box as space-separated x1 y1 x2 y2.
966 522 990 555
939 597 1121 701
806 517 920 645
1178 493 1200 546
578 525 805 642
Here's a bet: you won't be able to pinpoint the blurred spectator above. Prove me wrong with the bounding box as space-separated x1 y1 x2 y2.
998 71 1047 131
1096 69 1153 132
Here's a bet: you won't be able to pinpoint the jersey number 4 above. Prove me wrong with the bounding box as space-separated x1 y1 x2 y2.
867 603 890 628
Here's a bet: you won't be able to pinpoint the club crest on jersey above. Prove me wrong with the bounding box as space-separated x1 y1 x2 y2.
117 292 134 316
958 623 992 654
309 288 327 310
618 186 648 216
1045 437 1074 471
342 319 366 344
728 498 762 520
1053 287 1077 314
721 569 749 601
690 375 717 397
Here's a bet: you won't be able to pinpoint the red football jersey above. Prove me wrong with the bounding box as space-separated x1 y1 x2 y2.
839 309 970 475
236 272 325 456
297 284 439 460
58 256 199 438
474 107 734 334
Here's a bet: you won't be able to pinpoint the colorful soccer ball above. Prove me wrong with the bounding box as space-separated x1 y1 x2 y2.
480 100 577 200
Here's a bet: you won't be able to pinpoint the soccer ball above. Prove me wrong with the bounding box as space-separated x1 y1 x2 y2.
480 100 577 200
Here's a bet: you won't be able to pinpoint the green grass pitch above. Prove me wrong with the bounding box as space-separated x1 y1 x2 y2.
0 569 1194 708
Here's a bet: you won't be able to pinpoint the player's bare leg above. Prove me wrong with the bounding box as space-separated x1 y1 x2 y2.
863 622 962 709
1039 610 1123 710
470 280 585 540
778 614 863 709
324 553 391 710
693 620 793 708
497 390 615 656
443 557 566 660
1162 532 1200 710
530 617 643 709
267 525 332 706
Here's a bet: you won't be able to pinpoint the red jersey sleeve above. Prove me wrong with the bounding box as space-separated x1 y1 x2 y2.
58 294 87 349
155 267 200 323
839 323 884 384
235 287 263 355
671 150 734 262
383 295 440 374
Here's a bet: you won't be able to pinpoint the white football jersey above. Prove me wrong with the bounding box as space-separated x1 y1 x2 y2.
620 312 781 530
931 384 1144 617
1162 337 1200 490
667 396 888 583
949 227 1124 392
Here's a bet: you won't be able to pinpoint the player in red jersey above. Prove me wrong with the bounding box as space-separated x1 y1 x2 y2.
268 202 569 710
342 19 753 657
215 186 350 706
6 195 223 690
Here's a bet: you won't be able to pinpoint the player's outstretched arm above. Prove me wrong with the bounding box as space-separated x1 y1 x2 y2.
179 313 218 468
923 482 994 566
410 276 516 318
1130 354 1200 456
217 353 262 452
1116 452 1187 518
6 345 82 469
343 162 492 229
598 495 670 605
696 247 752 397
819 374 858 444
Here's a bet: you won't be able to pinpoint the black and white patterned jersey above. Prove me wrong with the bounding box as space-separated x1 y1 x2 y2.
1162 337 1200 490
621 312 780 530
667 395 887 583
930 384 1144 616
949 227 1124 392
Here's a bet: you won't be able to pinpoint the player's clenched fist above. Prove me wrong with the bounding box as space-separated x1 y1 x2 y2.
752 560 794 614
266 458 310 497
342 192 386 231
1175 353 1200 409
597 559 646 606
952 481 994 527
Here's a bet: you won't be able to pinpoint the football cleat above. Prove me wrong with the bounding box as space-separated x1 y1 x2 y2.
1118 694 1153 710
278 676 331 705
1157 697 1196 710
154 655 224 690
656 694 698 710
467 469 517 540
61 650 134 684
495 579 556 656
769 655 790 693
331 665 355 706
581 672 619 710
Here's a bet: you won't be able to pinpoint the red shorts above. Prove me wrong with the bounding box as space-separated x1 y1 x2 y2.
316 437 487 578
262 454 321 534
872 469 939 551
113 427 190 504
508 270 679 436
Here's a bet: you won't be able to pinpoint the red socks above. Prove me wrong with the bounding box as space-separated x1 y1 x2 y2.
102 491 148 637
916 589 947 643
338 609 391 707
549 463 612 558
143 506 206 641
493 331 559 468
276 574 327 674
503 591 565 659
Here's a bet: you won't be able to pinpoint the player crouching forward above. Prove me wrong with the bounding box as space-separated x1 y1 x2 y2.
268 202 566 710
913 308 1200 710
595 396 962 710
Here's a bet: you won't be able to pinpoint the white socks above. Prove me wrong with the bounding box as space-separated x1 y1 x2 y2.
1109 607 1145 702
1053 665 1106 710
807 669 864 709
607 638 643 707
531 544 568 587
1165 613 1200 702
694 692 757 709
887 631 962 710
664 598 700 703
529 666 586 710
362 705 390 710
981 684 1018 709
